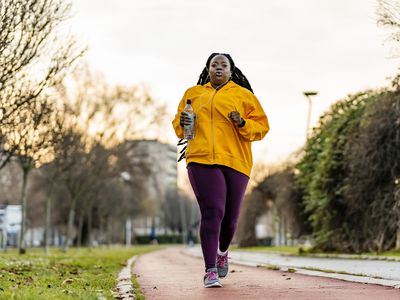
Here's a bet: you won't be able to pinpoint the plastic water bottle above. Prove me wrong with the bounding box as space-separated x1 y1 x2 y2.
183 99 195 140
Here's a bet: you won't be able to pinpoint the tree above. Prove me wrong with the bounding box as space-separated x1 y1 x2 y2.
9 98 56 254
295 84 400 252
237 167 308 247
378 1 400 45
344 84 400 252
296 91 376 251
0 0 84 169
51 67 166 251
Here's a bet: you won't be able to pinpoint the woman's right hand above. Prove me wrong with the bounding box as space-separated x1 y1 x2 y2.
180 112 193 127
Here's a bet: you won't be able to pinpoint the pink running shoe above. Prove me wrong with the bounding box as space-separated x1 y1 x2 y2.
203 268 222 288
216 253 229 278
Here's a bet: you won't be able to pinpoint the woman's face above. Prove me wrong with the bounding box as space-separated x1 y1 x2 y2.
208 55 232 87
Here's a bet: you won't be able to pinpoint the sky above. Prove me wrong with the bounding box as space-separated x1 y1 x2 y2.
69 0 398 167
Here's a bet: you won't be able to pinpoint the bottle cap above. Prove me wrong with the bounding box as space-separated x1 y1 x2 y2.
186 99 191 104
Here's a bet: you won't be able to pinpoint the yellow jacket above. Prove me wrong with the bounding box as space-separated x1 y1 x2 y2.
172 81 269 177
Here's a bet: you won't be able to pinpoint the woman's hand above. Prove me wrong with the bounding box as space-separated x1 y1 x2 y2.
180 112 193 127
229 111 245 127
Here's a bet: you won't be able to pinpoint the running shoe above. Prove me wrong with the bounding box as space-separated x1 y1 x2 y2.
203 267 222 288
217 252 229 278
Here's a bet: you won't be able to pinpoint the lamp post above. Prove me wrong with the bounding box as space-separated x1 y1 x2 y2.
303 91 318 139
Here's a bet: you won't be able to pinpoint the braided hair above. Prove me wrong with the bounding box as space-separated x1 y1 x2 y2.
197 53 254 93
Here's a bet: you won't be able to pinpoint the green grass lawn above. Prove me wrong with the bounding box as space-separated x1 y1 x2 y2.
0 246 160 300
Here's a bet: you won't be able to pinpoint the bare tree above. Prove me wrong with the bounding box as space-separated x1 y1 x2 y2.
8 98 55 254
0 0 85 169
378 0 400 55
237 167 309 247
49 66 166 251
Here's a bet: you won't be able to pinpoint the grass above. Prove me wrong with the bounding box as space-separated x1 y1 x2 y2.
0 246 160 300
368 250 400 257
301 266 368 277
131 273 145 300
260 264 280 271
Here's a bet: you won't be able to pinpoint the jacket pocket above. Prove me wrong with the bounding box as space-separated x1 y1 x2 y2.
186 120 210 157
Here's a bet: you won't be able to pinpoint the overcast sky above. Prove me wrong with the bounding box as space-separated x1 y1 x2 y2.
70 0 398 166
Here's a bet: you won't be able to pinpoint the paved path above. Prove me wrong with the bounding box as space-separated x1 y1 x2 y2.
133 247 400 300
186 246 400 281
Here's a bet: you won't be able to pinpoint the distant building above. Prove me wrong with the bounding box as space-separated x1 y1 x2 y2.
119 140 177 238
0 205 21 247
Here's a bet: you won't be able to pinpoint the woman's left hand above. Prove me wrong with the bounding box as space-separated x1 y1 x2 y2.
228 111 242 126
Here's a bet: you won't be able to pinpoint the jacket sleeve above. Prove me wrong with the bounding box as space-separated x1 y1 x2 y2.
237 93 270 142
172 89 189 139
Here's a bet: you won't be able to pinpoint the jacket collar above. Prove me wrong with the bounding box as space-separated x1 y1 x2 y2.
204 80 238 91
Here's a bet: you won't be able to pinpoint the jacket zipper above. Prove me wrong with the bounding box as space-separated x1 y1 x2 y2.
210 89 217 162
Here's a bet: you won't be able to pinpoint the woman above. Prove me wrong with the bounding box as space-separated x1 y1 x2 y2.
172 53 270 288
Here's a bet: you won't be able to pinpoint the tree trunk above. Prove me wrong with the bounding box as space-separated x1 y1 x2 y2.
130 218 136 245
106 216 112 247
51 227 56 247
30 228 34 247
125 218 132 247
44 195 52 255
77 211 84 249
178 196 187 244
283 216 287 246
2 216 7 251
64 197 76 252
18 169 29 254
278 216 283 247
88 208 93 250
396 227 400 251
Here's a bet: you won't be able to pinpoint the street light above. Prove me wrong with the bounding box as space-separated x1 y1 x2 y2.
303 91 318 139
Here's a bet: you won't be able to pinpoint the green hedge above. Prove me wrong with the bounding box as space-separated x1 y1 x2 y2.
134 235 198 244
296 83 400 253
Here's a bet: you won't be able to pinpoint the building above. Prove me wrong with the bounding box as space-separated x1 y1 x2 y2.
0 205 22 247
119 139 178 238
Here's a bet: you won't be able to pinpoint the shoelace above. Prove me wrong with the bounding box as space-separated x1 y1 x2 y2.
206 271 218 281
217 254 228 267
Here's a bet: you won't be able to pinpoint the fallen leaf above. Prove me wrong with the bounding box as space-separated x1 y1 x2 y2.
62 278 74 285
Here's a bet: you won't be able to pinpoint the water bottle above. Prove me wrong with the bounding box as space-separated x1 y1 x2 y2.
183 99 195 140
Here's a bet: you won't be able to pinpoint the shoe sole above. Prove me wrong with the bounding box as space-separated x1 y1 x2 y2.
204 281 222 288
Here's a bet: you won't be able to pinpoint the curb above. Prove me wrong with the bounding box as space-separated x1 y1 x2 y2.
112 256 137 300
282 252 400 262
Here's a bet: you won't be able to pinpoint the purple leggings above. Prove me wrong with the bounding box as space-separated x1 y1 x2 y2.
187 163 249 270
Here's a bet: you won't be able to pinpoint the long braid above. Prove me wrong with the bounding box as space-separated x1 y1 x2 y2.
231 66 253 93
196 68 209 85
197 53 254 93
